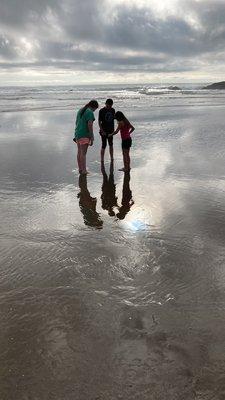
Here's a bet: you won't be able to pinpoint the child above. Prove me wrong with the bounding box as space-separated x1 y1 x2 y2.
111 111 135 172
74 99 99 174
98 99 115 162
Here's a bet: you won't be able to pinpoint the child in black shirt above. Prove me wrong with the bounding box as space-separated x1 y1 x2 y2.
98 99 115 162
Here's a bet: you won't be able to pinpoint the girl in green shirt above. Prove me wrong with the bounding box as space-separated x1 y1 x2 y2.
74 100 99 174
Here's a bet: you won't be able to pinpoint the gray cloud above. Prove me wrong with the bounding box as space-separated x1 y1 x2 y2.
0 0 225 76
0 0 61 29
0 34 18 59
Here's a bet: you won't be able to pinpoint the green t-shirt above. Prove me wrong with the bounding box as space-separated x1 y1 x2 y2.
74 107 95 140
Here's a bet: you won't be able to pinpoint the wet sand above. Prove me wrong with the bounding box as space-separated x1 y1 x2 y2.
1 99 225 399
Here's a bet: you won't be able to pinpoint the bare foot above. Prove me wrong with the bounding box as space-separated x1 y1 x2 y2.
118 167 131 172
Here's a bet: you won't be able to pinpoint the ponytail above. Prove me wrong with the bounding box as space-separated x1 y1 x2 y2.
80 99 99 117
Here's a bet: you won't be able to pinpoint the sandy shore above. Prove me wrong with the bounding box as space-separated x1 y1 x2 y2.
1 96 225 399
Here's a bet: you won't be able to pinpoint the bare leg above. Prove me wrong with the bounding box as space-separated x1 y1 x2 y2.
126 149 130 170
77 143 82 172
122 150 126 170
109 145 114 161
101 148 105 163
80 144 89 173
123 149 130 171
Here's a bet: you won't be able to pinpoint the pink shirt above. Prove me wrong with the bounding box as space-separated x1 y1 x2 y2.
120 123 131 140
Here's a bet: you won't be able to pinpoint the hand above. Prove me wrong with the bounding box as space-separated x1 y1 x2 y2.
108 133 113 137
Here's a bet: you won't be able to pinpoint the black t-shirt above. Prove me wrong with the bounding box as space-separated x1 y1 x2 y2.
98 107 115 133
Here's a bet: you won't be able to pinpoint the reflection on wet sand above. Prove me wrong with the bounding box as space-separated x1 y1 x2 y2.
77 175 103 229
3 100 225 399
101 161 118 217
117 172 134 220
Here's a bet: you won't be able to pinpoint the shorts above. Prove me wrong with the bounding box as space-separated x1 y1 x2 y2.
101 133 113 149
73 138 91 145
122 138 132 149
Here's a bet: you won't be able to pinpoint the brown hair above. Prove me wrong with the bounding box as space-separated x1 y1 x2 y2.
114 111 130 126
80 100 99 117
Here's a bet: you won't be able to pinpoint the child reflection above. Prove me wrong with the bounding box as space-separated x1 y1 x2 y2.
117 171 134 220
77 175 103 229
101 161 118 216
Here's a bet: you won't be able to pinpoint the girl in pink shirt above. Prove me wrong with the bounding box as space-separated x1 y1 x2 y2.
111 111 135 172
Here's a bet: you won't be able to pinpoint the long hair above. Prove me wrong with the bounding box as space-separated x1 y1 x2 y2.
114 111 130 126
80 100 99 117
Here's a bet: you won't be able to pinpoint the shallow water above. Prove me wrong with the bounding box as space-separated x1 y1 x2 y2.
1 92 225 399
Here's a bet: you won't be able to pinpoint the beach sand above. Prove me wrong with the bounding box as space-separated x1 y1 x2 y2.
1 88 225 399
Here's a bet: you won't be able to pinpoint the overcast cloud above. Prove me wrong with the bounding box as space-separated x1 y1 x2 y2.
0 0 225 84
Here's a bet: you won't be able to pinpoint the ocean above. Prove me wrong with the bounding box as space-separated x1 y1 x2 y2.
1 83 225 399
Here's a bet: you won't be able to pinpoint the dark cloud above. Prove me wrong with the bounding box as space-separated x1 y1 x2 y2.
0 0 61 28
0 0 225 75
103 9 195 55
0 58 195 74
60 0 103 42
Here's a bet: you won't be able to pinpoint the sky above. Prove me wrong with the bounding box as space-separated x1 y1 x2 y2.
0 0 225 85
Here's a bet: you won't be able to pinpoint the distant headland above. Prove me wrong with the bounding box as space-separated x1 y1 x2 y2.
202 81 225 90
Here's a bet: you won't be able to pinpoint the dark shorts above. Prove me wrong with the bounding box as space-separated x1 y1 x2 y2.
101 134 113 149
122 138 132 149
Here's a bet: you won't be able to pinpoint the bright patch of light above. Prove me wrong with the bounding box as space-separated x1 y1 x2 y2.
1 67 225 86
14 37 39 61
120 206 152 232
125 219 149 231
19 38 34 56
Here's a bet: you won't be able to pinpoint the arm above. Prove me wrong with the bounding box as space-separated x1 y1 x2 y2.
112 127 120 136
98 110 105 135
74 113 79 142
129 125 135 134
88 120 94 145
112 126 120 135
85 109 95 144
109 121 122 136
